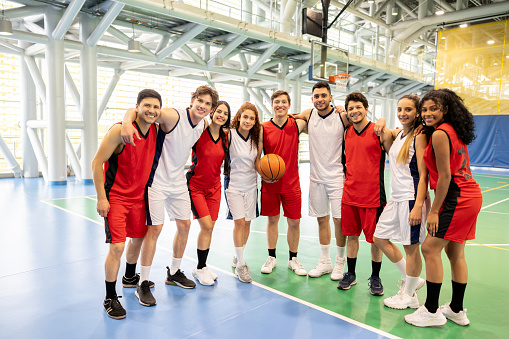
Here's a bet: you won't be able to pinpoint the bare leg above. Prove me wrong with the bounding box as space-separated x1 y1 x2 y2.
373 237 403 263
421 236 449 283
445 242 468 283
287 218 300 253
105 242 125 282
346 236 359 258
233 218 246 247
242 220 251 246
197 216 215 250
140 225 163 266
332 217 346 247
403 244 422 277
125 237 144 264
266 215 280 250
371 242 383 262
317 215 331 246
173 219 191 258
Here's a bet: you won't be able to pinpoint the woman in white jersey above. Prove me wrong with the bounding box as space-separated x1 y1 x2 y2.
225 102 263 283
373 94 429 309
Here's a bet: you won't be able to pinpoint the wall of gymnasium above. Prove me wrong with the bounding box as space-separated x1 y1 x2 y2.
436 20 509 168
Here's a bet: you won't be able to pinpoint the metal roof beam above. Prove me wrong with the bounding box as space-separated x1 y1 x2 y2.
53 0 87 40
207 35 247 69
247 44 279 76
156 24 206 61
87 2 125 47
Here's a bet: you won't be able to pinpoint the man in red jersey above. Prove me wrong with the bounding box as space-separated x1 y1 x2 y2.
92 89 161 319
337 92 387 296
260 90 308 276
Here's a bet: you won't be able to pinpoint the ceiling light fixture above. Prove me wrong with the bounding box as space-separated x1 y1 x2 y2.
392 8 398 16
487 40 495 45
460 23 468 28
0 1 12 36
128 20 140 53
436 10 445 15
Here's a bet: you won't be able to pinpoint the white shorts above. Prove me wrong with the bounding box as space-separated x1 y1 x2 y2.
374 198 429 245
146 186 191 225
225 188 258 221
309 177 344 219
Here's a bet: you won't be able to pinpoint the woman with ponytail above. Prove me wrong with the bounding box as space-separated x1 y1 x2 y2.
186 101 231 286
373 94 429 309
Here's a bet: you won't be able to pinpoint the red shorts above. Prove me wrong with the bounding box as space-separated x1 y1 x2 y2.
436 194 482 243
105 200 148 243
341 203 383 244
189 182 221 221
261 191 302 220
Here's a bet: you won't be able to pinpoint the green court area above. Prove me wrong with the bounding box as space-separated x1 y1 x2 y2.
45 172 509 339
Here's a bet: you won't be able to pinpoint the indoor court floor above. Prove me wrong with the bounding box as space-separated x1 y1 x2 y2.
1 163 508 339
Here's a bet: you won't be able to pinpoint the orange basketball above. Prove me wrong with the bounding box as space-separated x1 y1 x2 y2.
259 154 286 181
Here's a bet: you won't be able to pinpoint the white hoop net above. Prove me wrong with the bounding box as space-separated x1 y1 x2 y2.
329 74 351 92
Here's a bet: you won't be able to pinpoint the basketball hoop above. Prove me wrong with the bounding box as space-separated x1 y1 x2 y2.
329 74 351 92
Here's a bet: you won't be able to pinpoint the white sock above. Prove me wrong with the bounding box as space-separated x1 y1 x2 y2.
170 257 182 275
336 246 346 258
320 244 330 259
393 258 407 277
235 247 245 266
140 265 151 283
404 275 420 296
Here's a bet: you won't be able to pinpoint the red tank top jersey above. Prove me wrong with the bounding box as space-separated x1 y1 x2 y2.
424 123 481 197
261 117 300 193
104 122 157 203
186 127 226 189
342 122 387 208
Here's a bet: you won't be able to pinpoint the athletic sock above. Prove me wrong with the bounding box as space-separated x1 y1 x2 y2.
235 247 245 266
268 248 276 258
347 257 357 275
404 275 420 296
393 258 407 277
289 251 297 260
125 262 136 278
320 244 330 258
140 265 151 283
336 246 346 258
450 280 467 313
105 280 117 299
170 257 182 275
424 281 442 313
197 248 209 269
371 260 382 278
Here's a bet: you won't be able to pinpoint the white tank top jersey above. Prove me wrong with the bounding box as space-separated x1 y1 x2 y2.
388 130 419 201
149 107 205 193
225 128 258 192
308 107 345 183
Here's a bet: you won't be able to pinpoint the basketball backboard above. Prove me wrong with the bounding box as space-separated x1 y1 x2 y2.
309 40 349 86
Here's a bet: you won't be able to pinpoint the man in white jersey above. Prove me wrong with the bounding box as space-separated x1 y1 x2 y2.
121 85 218 295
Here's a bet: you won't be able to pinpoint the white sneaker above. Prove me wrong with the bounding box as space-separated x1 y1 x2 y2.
404 305 447 327
402 277 426 291
235 263 252 283
261 256 277 274
331 256 346 281
232 256 238 268
202 266 218 281
192 268 215 286
288 257 307 276
441 302 470 326
384 289 419 309
308 256 333 278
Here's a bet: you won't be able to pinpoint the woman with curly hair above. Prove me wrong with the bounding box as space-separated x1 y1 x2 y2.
225 102 263 283
405 89 482 327
187 101 231 286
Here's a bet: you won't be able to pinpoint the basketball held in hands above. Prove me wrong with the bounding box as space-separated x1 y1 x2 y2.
260 154 285 181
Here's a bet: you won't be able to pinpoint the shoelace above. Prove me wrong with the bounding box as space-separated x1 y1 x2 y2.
110 296 123 309
140 281 151 293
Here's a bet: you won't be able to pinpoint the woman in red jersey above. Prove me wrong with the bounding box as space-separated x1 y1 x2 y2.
187 101 230 286
405 89 482 327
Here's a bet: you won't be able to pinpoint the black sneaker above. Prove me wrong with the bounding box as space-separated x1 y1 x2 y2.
165 267 196 289
103 296 126 319
135 280 157 306
337 272 357 290
368 276 384 296
122 273 155 288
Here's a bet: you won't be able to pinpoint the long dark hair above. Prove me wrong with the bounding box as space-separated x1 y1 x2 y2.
420 89 476 145
230 102 261 152
211 101 231 176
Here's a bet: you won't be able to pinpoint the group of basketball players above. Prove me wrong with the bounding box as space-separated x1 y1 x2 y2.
93 82 482 329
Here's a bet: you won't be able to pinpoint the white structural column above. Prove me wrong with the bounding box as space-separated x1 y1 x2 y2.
80 15 98 183
45 8 67 184
292 80 302 114
20 39 39 177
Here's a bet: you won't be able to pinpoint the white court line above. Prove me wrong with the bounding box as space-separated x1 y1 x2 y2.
85 196 97 201
41 200 103 225
481 197 509 210
155 245 401 339
43 195 97 202
481 210 509 215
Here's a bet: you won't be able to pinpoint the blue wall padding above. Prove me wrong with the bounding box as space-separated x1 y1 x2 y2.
468 115 509 168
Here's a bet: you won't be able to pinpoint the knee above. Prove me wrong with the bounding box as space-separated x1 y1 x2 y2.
373 237 385 247
147 225 163 239
421 242 435 259
178 221 191 233
317 216 329 227
201 223 214 235
109 243 125 258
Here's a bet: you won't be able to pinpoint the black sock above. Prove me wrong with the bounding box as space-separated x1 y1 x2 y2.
197 248 209 269
125 263 136 278
347 257 357 275
105 280 117 299
268 248 276 258
450 280 467 313
371 261 382 278
424 281 442 313
289 251 297 260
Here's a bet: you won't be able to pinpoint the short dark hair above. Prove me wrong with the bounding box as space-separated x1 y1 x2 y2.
312 81 331 94
192 85 219 109
137 89 162 107
345 92 368 109
271 90 291 105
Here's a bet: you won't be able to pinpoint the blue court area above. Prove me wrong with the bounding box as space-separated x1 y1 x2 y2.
0 174 393 339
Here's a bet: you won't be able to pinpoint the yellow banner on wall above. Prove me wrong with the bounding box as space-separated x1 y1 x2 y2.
436 20 508 115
